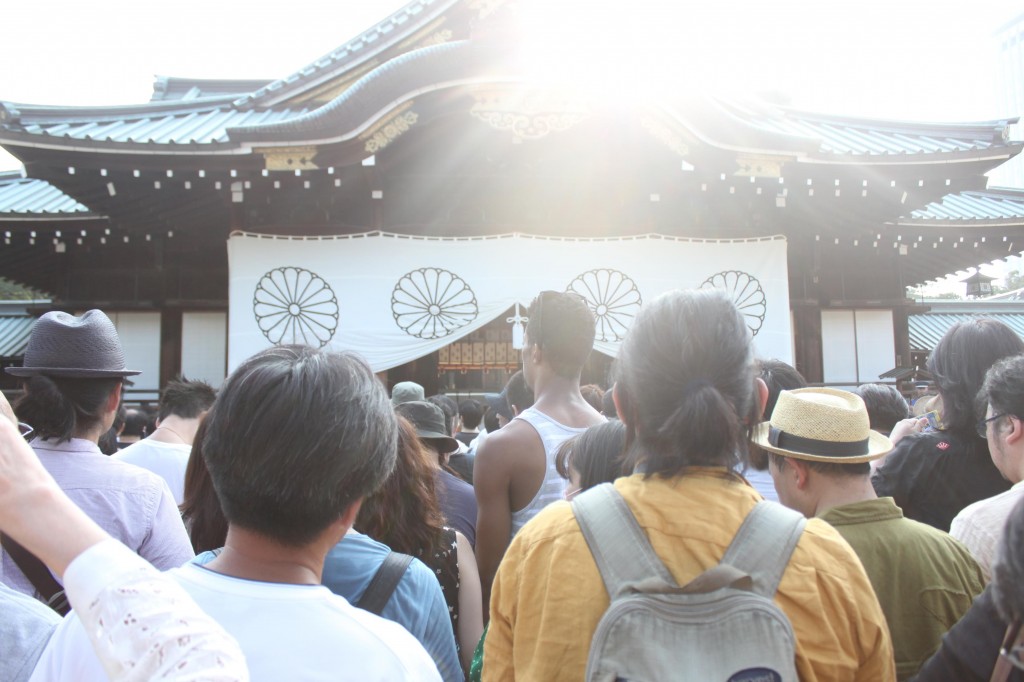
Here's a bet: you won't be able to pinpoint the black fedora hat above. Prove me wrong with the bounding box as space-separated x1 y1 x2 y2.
395 401 459 455
6 310 141 379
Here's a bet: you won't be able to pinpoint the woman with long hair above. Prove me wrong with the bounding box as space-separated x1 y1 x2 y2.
482 289 896 681
178 417 227 555
356 415 483 673
874 318 1024 531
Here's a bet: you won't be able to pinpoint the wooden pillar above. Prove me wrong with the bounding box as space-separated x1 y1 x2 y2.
791 304 823 384
891 304 912 372
159 308 183 388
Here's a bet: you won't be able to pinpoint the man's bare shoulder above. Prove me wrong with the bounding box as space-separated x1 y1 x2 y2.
475 420 541 461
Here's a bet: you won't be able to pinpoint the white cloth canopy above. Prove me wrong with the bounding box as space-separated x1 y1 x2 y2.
227 231 792 373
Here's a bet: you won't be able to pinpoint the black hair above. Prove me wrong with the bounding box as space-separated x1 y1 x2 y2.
180 416 228 554
15 376 121 443
122 408 148 437
158 377 217 421
458 399 483 430
769 452 871 478
525 291 596 379
202 346 397 547
483 406 500 432
757 359 807 420
981 354 1024 420
613 289 758 476
601 388 617 419
748 359 807 471
556 420 627 491
427 394 458 436
505 370 534 414
928 318 1024 438
854 384 910 435
97 425 120 455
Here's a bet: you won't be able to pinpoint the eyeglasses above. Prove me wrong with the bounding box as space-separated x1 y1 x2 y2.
17 422 33 440
977 413 1008 439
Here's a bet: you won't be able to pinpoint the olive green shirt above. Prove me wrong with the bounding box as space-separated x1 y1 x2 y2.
820 497 985 681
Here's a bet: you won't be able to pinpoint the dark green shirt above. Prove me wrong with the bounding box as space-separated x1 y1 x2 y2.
820 497 985 681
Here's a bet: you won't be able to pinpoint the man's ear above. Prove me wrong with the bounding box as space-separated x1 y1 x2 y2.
1005 416 1024 447
511 404 520 417
755 378 769 421
791 459 812 490
106 384 122 415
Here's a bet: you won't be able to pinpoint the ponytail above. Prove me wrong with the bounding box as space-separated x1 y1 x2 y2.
615 289 757 477
15 376 120 443
649 383 742 474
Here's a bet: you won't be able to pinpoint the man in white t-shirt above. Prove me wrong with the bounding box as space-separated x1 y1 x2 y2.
30 346 440 682
114 378 216 504
952 354 1024 581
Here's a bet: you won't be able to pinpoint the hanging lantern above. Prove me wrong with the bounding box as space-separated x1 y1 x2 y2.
507 303 528 350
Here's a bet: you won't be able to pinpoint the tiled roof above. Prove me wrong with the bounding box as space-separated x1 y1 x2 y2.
0 315 34 357
721 100 1017 158
234 0 449 108
908 188 1024 223
909 311 1024 351
150 77 272 103
10 105 311 146
0 172 94 215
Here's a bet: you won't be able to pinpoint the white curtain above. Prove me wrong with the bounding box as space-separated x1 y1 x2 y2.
227 231 792 373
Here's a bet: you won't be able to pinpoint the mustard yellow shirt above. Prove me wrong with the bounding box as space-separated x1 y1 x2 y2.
484 469 896 681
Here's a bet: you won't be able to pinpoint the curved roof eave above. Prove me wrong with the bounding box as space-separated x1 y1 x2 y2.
228 40 514 145
234 0 460 110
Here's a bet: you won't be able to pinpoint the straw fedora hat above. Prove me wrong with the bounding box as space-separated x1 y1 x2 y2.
751 387 892 464
6 309 141 379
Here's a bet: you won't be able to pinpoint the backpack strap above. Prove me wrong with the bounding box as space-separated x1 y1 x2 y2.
572 483 676 599
719 501 806 598
1 533 70 615
357 551 414 616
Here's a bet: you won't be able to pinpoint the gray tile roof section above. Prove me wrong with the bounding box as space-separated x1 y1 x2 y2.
10 105 312 145
0 172 92 215
909 188 1024 223
233 0 452 109
150 77 272 103
909 310 1024 352
0 315 35 357
721 100 1019 158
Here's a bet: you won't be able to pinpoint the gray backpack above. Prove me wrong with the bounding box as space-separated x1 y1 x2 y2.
572 483 806 682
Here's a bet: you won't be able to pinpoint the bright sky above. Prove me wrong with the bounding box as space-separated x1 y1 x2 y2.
1 0 1022 287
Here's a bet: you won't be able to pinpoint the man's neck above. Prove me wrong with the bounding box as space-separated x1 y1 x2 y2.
204 525 340 585
812 475 879 517
531 372 584 409
149 416 200 446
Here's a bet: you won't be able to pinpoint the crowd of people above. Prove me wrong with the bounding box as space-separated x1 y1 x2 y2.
1 289 1024 681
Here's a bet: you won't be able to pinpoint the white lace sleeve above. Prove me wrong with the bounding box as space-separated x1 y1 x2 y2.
62 539 248 682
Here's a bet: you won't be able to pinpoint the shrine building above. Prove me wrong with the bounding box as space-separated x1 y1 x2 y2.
2 0 1024 397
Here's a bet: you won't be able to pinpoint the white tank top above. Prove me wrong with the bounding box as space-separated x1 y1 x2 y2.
509 407 591 538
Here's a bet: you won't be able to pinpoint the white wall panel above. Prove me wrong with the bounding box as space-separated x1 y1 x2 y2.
181 312 227 387
821 310 857 384
109 312 160 399
855 310 895 384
